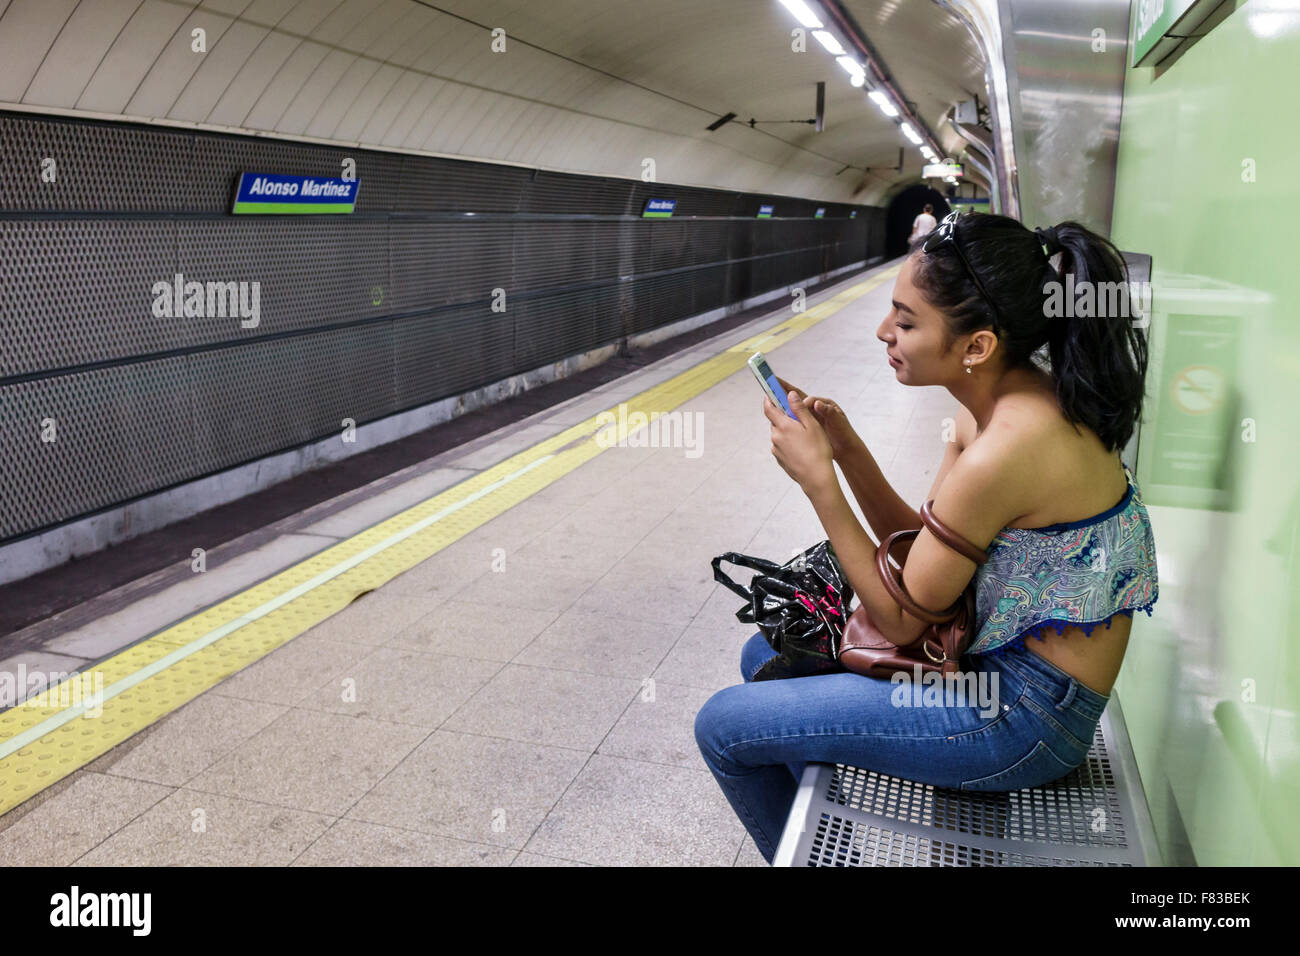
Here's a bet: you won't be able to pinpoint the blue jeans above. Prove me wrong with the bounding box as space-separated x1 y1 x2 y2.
694 632 1110 864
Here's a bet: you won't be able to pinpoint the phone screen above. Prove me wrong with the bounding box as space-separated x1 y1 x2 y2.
750 353 798 420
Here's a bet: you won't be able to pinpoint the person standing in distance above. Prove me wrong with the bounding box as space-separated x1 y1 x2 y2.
909 203 938 242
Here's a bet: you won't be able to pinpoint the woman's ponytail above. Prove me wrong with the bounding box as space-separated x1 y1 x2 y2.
1044 221 1149 453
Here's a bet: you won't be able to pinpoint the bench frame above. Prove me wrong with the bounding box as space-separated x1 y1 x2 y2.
773 692 1162 866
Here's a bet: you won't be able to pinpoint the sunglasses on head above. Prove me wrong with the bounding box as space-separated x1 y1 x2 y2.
922 211 1002 334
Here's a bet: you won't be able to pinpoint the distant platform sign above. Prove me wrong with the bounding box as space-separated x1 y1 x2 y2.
757 204 774 218
643 198 676 218
232 173 359 214
814 207 825 218
923 162 963 179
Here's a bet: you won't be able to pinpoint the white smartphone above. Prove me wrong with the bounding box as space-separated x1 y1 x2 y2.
748 351 798 420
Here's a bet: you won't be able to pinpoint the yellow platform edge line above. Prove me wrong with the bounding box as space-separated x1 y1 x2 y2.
0 264 899 816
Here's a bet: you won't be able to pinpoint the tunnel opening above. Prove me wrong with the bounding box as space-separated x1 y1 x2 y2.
884 184 953 259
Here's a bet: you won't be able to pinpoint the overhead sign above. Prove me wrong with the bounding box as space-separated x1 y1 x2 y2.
232 173 358 214
1131 0 1215 67
814 207 825 219
643 198 676 218
923 162 963 179
757 204 774 218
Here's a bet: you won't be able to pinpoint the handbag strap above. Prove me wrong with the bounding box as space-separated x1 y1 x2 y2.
875 529 961 625
872 504 988 624
711 552 783 603
920 500 990 565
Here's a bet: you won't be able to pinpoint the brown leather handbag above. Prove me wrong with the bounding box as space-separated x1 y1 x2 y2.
839 500 989 679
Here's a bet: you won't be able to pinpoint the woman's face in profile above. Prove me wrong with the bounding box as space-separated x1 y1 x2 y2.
876 254 958 386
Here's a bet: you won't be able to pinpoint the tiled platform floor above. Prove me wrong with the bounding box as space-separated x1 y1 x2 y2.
0 261 962 865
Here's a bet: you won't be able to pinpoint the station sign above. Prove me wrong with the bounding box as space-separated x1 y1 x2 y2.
643 198 676 218
757 204 774 218
923 162 963 179
1131 0 1218 67
232 173 358 214
814 208 825 218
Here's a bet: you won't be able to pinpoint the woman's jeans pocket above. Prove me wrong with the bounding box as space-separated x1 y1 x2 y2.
959 738 1079 792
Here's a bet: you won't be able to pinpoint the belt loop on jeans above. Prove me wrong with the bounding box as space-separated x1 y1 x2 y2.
1055 679 1078 713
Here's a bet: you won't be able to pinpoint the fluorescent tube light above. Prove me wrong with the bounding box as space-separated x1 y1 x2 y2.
836 56 865 82
812 30 845 55
778 0 823 28
868 90 898 117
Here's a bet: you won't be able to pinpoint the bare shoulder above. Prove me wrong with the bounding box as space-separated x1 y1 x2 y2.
931 384 1075 530
961 393 1064 492
928 407 1046 545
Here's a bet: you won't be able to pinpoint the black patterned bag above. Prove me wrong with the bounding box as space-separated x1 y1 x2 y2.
710 540 853 680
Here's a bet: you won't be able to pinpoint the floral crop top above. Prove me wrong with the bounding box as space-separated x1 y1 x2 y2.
966 463 1159 656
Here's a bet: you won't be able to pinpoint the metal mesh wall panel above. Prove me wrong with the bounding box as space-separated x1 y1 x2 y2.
623 271 696 336
1 220 181 377
690 220 733 263
519 170 636 215
390 220 518 311
510 220 601 289
513 291 599 372
586 221 625 277
398 156 531 213
392 306 515 410
0 358 195 537
190 325 396 473
177 219 390 343
646 219 692 273
691 262 730 315
0 115 192 212
0 111 883 543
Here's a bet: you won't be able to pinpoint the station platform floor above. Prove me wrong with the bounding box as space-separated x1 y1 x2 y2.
0 257 963 866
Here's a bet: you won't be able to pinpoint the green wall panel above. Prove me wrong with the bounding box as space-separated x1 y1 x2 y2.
1109 1 1299 865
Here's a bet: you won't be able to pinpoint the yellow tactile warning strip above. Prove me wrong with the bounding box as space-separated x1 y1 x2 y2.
0 265 900 816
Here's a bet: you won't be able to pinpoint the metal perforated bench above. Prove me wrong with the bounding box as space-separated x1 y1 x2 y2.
773 695 1160 866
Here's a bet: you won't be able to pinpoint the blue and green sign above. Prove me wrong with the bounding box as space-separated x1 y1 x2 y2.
814 207 825 219
643 198 676 218
232 173 359 214
757 204 774 218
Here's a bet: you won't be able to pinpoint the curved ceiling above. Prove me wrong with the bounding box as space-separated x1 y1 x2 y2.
0 0 989 205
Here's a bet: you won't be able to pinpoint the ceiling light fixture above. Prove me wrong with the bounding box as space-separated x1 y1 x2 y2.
812 30 845 55
835 56 866 83
777 0 823 29
868 90 899 117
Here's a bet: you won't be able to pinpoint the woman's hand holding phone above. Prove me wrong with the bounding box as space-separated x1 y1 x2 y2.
774 376 863 462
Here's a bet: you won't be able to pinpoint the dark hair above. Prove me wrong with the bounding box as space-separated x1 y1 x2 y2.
923 204 933 213
907 212 1148 453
